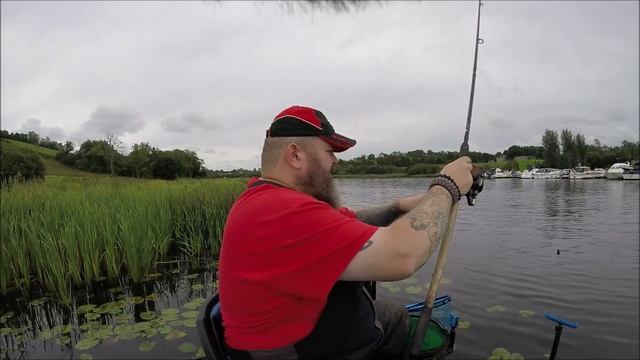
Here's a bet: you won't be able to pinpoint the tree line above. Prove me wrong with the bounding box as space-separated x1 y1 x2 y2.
540 129 638 169
1 130 207 181
2 128 638 181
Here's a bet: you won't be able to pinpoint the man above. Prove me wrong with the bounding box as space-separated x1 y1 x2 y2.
219 105 473 359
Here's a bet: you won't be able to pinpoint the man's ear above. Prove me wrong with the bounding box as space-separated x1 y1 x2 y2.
284 142 305 170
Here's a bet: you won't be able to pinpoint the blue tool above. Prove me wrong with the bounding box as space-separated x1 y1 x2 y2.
545 312 579 360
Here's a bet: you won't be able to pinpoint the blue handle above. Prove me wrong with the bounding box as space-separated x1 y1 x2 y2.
545 312 579 329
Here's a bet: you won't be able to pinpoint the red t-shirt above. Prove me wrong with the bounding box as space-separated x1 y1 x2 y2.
218 178 378 350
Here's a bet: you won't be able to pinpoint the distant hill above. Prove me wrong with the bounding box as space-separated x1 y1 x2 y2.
0 139 95 177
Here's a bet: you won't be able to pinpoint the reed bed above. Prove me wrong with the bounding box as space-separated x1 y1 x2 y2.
0 176 245 303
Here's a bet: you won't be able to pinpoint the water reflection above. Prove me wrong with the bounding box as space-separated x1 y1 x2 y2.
0 260 217 359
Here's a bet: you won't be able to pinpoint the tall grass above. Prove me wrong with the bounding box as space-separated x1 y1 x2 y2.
0 176 244 302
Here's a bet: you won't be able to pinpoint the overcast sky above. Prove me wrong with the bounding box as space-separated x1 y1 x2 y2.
1 1 638 170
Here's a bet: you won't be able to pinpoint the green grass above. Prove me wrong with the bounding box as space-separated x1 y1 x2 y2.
0 176 245 303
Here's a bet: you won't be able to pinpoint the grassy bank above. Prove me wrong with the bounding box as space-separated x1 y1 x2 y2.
0 176 245 303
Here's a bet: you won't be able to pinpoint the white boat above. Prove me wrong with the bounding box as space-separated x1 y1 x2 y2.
606 162 633 180
622 162 640 180
529 168 562 179
490 168 512 179
570 166 603 179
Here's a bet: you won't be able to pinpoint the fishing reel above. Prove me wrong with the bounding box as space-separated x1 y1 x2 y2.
466 165 484 206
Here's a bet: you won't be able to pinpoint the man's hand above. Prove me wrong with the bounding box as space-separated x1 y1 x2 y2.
439 156 473 195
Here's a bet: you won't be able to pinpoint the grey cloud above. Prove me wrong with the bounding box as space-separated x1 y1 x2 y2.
204 148 216 154
77 105 145 139
18 118 65 140
161 112 220 133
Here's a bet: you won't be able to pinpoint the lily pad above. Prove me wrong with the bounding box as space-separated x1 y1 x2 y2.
401 277 418 284
179 342 197 353
140 311 157 320
170 320 185 327
387 286 401 293
165 329 187 341
182 311 199 319
379 282 394 288
0 312 15 323
133 322 152 331
130 296 145 305
183 318 197 328
184 274 199 280
93 327 114 340
138 340 156 352
145 294 158 301
55 335 72 345
161 308 180 315
108 287 123 293
40 329 55 340
144 328 158 338
75 337 100 350
1 327 13 336
518 310 535 318
183 302 200 310
485 305 507 313
53 324 73 334
158 325 173 334
79 353 94 360
440 277 451 285
30 297 49 306
196 346 206 359
487 347 524 360
77 304 97 314
488 347 510 360
404 286 422 295
458 320 471 329
85 313 101 321
147 273 163 278
116 313 134 323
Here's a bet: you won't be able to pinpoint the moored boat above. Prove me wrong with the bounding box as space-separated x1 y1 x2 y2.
622 162 640 180
607 162 633 180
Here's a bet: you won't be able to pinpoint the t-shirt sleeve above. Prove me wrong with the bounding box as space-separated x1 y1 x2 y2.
246 197 377 300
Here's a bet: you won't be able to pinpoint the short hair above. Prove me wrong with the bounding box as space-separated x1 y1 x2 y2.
260 137 314 172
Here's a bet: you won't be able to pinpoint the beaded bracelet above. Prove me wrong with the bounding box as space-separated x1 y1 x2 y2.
428 174 461 203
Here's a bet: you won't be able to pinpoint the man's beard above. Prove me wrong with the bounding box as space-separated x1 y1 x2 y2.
298 158 341 209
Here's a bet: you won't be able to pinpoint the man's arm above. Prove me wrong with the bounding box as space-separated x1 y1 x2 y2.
355 194 423 226
340 157 473 282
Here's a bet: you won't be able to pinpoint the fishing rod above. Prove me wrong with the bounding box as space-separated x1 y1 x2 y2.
408 1 484 358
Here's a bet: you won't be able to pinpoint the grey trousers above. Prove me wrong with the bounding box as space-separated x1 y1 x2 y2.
247 299 410 360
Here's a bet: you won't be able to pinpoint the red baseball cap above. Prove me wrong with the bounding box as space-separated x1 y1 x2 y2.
266 106 356 152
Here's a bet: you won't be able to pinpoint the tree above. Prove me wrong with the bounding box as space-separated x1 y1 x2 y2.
151 152 180 180
105 133 123 176
127 142 156 178
560 128 577 168
575 133 587 165
541 129 561 168
0 145 45 185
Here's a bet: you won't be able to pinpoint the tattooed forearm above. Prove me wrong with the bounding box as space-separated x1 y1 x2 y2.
356 204 404 226
406 188 452 249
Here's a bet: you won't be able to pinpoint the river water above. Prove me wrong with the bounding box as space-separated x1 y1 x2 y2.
1 178 638 359
336 177 640 360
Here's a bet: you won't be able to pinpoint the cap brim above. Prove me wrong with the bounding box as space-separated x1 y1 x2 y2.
320 133 356 153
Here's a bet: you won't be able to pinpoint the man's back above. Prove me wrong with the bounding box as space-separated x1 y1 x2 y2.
218 178 377 351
